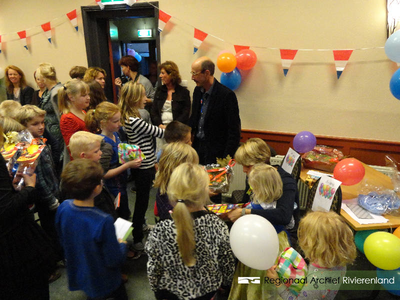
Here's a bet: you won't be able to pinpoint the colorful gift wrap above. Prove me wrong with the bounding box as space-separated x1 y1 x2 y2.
118 143 145 164
275 247 308 296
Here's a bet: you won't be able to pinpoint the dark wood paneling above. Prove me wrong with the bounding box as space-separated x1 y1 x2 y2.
241 129 400 166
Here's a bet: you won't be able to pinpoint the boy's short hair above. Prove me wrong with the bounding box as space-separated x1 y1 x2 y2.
0 100 22 119
69 66 88 79
15 105 46 126
61 159 104 200
69 131 103 160
164 121 191 143
0 116 26 133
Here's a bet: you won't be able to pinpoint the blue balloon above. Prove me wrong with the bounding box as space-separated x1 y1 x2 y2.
376 268 400 296
354 230 378 254
220 68 241 90
389 68 400 100
385 31 400 63
134 52 142 62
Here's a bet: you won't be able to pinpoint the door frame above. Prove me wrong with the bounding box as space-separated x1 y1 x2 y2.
81 2 160 102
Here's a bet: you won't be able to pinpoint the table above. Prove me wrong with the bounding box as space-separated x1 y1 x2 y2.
300 161 400 231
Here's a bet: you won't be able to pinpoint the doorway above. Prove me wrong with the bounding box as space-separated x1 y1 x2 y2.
81 2 160 103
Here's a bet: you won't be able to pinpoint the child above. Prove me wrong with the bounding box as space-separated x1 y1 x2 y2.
85 101 141 219
267 211 357 300
58 79 90 148
156 120 192 162
146 162 235 300
66 131 117 220
153 142 199 220
247 163 295 230
15 105 63 281
119 81 164 255
0 100 22 118
56 159 128 300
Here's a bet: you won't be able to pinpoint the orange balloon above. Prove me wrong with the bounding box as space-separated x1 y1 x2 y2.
394 227 400 239
217 52 237 73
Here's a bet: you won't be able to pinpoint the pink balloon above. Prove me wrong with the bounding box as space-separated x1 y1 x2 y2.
235 49 257 70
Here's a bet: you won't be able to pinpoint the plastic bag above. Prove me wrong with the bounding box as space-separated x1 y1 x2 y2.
204 159 236 193
358 192 400 215
385 155 400 193
301 145 344 172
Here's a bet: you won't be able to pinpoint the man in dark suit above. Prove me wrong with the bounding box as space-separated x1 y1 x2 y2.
189 56 241 166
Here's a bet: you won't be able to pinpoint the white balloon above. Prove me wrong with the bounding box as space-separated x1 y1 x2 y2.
0 67 4 79
230 214 279 270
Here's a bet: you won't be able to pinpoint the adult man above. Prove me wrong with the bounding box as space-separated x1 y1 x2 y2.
189 56 241 165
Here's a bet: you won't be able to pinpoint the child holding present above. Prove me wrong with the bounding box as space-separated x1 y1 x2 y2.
85 101 141 220
56 159 128 300
267 211 357 300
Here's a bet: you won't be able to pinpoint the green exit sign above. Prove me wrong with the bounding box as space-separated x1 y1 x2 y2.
138 29 152 38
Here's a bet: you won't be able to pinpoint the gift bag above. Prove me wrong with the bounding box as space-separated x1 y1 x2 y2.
275 247 308 296
118 143 145 164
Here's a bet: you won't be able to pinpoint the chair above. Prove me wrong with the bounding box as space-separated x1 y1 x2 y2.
306 178 342 214
281 153 302 182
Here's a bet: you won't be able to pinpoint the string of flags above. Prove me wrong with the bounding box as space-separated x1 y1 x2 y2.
0 0 387 79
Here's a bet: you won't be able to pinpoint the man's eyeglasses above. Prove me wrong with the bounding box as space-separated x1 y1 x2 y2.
190 70 204 76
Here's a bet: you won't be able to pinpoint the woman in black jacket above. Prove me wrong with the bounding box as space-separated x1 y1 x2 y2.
150 61 191 129
5 65 34 105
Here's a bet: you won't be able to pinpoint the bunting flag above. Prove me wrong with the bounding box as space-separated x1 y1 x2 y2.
17 31 28 50
41 22 52 43
126 0 136 6
0 35 2 54
95 0 104 10
280 49 298 76
67 9 78 32
193 28 208 54
158 10 171 32
234 45 250 54
333 50 353 79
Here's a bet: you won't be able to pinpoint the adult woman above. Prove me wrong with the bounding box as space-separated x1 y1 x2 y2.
150 61 191 129
83 67 107 89
114 55 155 104
36 62 65 170
0 125 56 300
31 71 47 106
5 65 34 105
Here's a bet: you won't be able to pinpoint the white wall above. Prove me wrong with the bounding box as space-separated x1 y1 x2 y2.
1 0 399 142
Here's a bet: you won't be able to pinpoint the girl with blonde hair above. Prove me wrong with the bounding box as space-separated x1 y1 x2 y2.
58 79 90 148
83 67 107 89
119 81 164 256
5 65 34 105
85 101 141 220
146 162 235 300
267 211 357 299
153 142 199 220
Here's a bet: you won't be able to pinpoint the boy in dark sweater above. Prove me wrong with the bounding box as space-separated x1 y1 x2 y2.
56 159 127 299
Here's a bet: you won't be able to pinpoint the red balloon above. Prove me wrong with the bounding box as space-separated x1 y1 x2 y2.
235 49 257 70
333 158 365 186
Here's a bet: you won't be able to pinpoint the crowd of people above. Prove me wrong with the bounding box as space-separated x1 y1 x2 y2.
0 56 356 300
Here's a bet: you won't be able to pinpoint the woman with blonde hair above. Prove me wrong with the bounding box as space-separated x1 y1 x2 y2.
153 142 199 220
83 67 107 89
267 211 357 299
5 65 34 105
119 81 164 257
36 63 64 170
146 162 235 300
